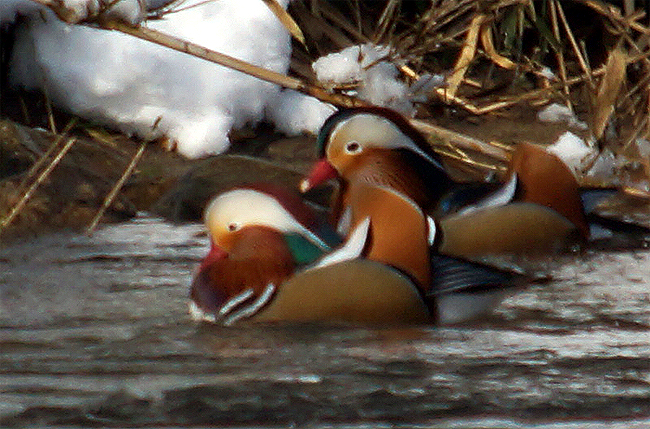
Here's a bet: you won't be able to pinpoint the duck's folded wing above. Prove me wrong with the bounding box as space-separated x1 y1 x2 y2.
427 254 526 296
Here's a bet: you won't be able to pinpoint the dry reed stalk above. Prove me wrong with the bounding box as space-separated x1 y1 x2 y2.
580 0 650 35
433 147 505 173
486 140 515 152
105 21 371 109
621 115 649 152
15 118 77 195
555 1 595 90
620 69 650 107
473 66 608 115
261 0 306 48
86 141 147 235
373 0 399 44
0 137 77 233
432 87 483 114
417 0 476 41
623 186 650 199
549 0 571 109
18 95 31 125
445 12 485 99
479 24 517 70
43 88 57 134
592 47 628 140
411 119 510 162
315 2 368 45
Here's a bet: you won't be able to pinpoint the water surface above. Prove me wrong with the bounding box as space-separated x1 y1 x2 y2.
1 215 649 428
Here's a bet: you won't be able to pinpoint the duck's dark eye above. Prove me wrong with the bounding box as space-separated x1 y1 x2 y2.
228 223 239 232
345 141 361 154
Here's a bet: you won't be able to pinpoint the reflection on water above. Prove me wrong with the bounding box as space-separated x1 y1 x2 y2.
1 215 649 428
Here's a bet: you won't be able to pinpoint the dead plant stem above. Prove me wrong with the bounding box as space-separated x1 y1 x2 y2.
86 141 147 235
104 21 368 109
549 1 571 110
15 118 78 197
0 137 77 233
556 1 595 90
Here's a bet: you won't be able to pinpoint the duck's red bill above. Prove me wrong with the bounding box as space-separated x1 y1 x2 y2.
300 158 338 193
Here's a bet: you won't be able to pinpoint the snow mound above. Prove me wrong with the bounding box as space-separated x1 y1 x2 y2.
267 90 336 137
9 0 292 158
312 44 417 116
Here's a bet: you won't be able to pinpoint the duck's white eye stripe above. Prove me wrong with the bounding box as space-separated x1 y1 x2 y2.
207 189 328 251
222 283 276 326
330 114 444 170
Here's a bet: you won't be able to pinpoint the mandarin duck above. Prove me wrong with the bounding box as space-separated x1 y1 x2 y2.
428 140 650 252
341 181 528 324
189 184 430 325
300 107 588 257
436 142 586 258
300 106 454 235
190 182 523 325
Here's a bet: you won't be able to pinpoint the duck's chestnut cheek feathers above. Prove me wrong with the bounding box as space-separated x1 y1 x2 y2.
190 265 227 316
192 242 228 316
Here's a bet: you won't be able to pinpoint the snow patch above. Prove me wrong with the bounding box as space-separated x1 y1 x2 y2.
312 44 418 116
546 131 597 174
267 90 336 137
537 103 588 130
9 0 292 157
538 66 557 81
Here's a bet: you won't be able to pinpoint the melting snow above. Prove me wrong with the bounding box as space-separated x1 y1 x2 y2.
546 131 597 175
6 0 328 158
537 103 588 130
5 1 440 158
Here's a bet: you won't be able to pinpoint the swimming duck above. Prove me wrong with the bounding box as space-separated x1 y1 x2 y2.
300 107 586 256
300 106 454 234
341 182 526 324
436 142 587 257
189 184 430 325
190 182 522 325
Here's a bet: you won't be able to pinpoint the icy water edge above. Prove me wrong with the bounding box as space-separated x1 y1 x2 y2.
1 215 649 428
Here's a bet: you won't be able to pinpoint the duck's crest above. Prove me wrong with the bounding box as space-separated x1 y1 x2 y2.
316 107 444 169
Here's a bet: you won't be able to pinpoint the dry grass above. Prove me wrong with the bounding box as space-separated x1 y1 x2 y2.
288 0 650 187
291 1 649 136
20 0 650 161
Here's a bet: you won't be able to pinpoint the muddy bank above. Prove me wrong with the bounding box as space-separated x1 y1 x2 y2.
1 108 649 244
0 118 323 241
